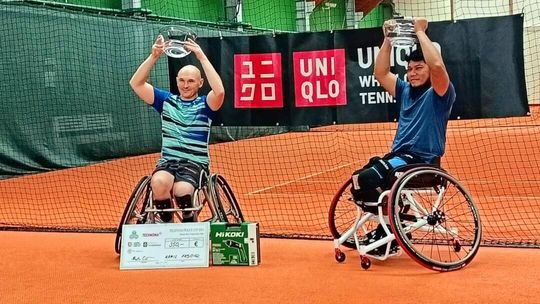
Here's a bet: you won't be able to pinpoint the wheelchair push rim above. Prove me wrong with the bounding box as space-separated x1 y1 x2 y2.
209 174 245 224
388 167 482 272
114 176 151 254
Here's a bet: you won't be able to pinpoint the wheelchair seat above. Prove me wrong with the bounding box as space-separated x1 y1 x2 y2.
357 162 444 214
386 161 444 190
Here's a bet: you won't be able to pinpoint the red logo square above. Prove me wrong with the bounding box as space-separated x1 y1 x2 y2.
293 49 347 107
234 53 283 108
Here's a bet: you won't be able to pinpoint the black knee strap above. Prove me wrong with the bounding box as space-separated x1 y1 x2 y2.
352 160 390 189
154 199 171 210
351 159 391 202
175 195 192 209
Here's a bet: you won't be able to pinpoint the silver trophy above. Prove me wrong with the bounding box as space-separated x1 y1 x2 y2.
158 26 197 58
384 18 417 47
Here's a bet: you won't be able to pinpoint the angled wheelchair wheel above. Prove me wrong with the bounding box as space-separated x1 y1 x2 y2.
328 178 380 249
209 174 244 223
388 167 482 271
192 184 217 222
114 176 152 254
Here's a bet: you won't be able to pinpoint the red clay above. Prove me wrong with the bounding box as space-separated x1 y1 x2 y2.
0 231 539 303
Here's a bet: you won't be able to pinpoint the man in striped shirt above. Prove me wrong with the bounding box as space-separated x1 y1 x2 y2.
129 35 224 223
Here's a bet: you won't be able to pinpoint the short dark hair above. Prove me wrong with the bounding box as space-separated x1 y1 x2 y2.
405 49 425 62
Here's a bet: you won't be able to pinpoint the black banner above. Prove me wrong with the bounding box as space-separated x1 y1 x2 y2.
169 15 528 126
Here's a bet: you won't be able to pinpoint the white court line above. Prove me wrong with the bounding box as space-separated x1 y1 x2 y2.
481 196 540 200
248 161 360 195
246 193 328 197
247 166 540 195
456 180 540 185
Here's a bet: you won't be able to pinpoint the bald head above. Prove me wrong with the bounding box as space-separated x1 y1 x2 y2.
177 65 202 79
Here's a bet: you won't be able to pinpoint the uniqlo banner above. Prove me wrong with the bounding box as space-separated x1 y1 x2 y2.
169 15 529 126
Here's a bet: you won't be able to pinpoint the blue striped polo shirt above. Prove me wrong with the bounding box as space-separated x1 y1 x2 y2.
152 87 216 166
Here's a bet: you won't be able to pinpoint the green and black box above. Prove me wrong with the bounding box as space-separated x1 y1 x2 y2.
210 222 260 266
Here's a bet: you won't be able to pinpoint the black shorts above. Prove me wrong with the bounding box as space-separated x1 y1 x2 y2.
153 159 209 188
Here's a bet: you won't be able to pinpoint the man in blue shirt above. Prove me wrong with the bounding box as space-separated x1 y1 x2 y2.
129 35 224 223
351 17 456 214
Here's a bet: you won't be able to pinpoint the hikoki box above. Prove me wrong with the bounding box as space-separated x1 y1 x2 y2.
210 222 260 266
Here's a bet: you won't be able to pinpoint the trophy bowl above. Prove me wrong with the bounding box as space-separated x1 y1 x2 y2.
158 26 197 58
384 18 417 47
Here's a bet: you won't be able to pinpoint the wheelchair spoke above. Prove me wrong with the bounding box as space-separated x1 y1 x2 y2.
389 168 482 271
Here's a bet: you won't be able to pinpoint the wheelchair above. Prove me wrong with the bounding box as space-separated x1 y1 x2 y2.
114 171 244 254
328 164 482 271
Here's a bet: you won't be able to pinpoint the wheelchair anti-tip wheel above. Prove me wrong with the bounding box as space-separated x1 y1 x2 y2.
334 248 346 262
360 255 371 270
328 178 381 249
114 176 152 254
209 174 244 224
388 167 482 272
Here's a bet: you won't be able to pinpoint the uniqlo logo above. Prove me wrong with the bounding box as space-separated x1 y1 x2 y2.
234 53 283 108
293 49 347 107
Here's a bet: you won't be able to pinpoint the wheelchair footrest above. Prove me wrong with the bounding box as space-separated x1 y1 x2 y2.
360 224 399 257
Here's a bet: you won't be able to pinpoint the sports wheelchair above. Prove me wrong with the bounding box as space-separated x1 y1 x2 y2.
114 171 244 254
328 164 482 271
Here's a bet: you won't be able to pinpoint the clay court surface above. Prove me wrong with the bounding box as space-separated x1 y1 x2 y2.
1 108 539 303
2 107 539 240
1 231 539 303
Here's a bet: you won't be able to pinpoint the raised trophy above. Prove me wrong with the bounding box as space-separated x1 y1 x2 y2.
384 18 417 47
158 26 197 58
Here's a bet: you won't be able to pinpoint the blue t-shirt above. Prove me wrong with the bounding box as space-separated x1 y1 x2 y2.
391 78 456 163
152 87 216 165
